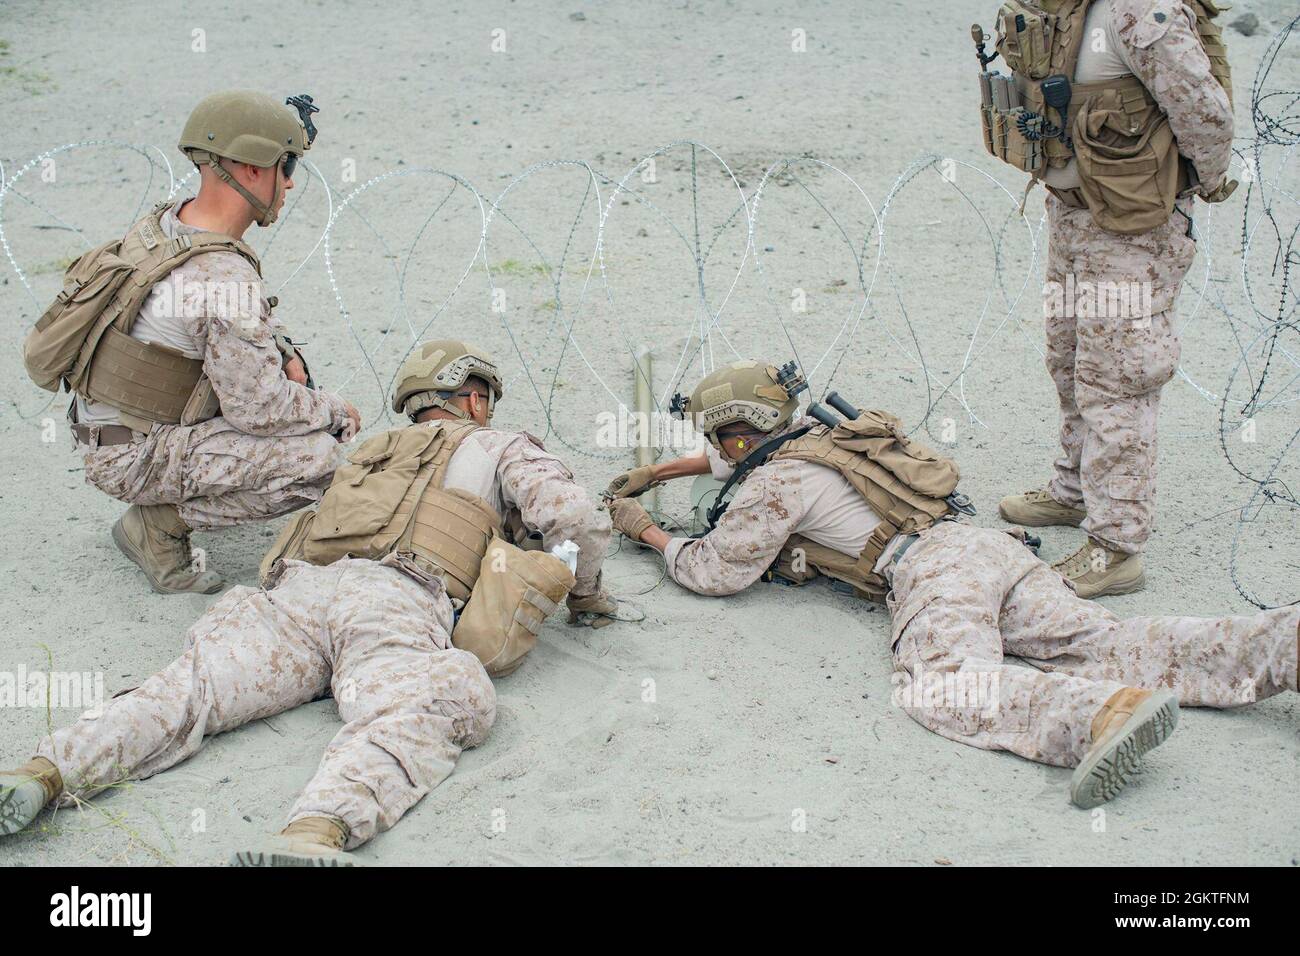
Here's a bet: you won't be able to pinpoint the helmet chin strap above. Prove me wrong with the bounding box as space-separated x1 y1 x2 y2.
199 153 278 227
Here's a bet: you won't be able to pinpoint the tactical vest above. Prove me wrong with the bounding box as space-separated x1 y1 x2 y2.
261 418 577 677
267 418 502 601
23 202 261 429
979 0 1233 234
765 410 962 604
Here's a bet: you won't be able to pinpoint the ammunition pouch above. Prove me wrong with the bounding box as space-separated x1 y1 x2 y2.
979 72 1043 174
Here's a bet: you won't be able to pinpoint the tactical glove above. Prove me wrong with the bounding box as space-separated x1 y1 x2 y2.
1200 177 1239 204
605 464 661 499
609 497 656 541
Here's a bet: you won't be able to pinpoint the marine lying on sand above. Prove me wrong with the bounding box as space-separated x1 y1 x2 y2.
0 340 623 866
4 1 1287 859
605 359 1299 809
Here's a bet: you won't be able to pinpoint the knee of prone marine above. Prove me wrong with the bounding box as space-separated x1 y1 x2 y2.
437 648 497 748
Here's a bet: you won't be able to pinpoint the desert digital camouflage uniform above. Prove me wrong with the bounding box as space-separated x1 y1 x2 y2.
36 425 610 849
1041 0 1234 554
888 522 1298 767
665 442 1298 769
76 200 352 530
665 420 897 596
444 428 611 599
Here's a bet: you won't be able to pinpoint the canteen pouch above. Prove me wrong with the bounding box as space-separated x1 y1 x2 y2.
1073 87 1180 234
452 536 576 677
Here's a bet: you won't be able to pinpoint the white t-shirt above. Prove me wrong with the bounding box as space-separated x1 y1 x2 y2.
1042 0 1139 191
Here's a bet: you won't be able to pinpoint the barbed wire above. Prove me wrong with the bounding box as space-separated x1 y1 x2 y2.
2 16 1297 607
1215 13 1300 608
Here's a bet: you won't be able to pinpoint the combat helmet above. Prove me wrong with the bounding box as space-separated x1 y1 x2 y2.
179 91 319 227
674 360 804 449
392 340 505 422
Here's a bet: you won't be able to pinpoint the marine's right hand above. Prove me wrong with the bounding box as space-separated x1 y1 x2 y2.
605 464 661 499
337 400 362 442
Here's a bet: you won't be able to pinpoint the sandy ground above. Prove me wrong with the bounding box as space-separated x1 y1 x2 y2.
0 0 1296 866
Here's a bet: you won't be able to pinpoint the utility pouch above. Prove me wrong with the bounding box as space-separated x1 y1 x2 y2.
452 536 576 677
308 429 435 550
995 2 1055 79
24 240 134 393
1073 87 1179 234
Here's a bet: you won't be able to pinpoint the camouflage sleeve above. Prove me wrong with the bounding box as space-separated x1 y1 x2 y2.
496 434 612 597
663 460 807 596
1114 0 1234 192
196 252 350 437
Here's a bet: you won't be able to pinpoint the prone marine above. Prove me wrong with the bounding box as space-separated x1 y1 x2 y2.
605 360 1298 807
0 340 618 865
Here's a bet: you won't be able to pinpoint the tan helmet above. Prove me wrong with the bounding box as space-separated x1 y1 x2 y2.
678 360 802 446
179 91 317 227
393 340 505 422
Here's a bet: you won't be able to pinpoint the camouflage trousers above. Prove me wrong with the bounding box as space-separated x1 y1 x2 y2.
81 416 341 531
1043 195 1198 554
886 523 1299 768
36 558 496 849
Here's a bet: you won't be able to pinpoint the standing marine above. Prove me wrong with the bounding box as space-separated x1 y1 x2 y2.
23 90 360 595
974 1 1236 595
605 360 1297 808
0 340 617 865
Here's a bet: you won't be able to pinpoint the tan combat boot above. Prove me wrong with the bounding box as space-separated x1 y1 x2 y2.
0 757 63 836
112 504 223 595
1070 688 1179 808
998 488 1086 527
1053 537 1145 598
229 815 355 867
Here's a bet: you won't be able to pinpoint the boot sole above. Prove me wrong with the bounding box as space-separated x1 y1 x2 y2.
0 780 44 837
111 519 223 596
1070 690 1179 809
228 849 353 867
997 503 1085 527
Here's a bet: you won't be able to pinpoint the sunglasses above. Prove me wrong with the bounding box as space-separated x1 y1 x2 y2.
456 389 496 415
281 153 299 180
